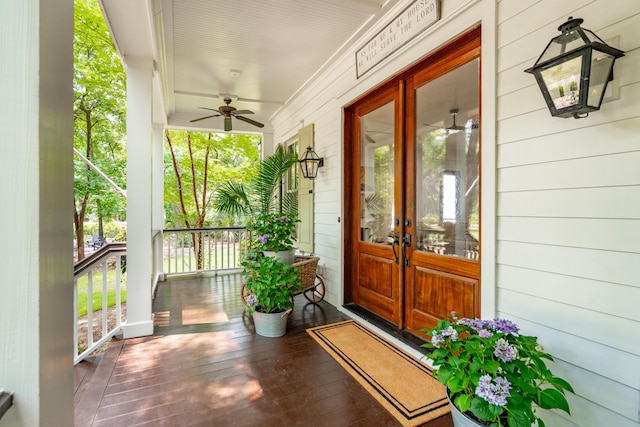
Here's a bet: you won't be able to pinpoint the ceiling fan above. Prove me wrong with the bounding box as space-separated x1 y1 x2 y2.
190 97 264 131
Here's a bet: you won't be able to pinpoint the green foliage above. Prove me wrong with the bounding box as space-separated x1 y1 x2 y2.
422 314 574 427
214 144 298 223
252 213 299 252
241 252 301 314
81 221 126 241
73 0 127 256
163 130 261 228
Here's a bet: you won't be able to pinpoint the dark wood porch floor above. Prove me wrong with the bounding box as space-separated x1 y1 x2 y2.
74 273 452 426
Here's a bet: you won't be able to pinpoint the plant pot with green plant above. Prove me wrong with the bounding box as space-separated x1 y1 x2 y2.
241 251 302 337
252 213 300 263
422 312 574 427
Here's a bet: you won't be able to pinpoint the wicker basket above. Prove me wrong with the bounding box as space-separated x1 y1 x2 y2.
292 255 319 292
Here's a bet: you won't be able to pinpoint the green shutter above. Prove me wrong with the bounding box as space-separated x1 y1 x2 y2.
297 124 314 253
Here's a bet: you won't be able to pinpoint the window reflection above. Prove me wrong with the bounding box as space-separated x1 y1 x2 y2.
359 101 394 245
415 59 480 260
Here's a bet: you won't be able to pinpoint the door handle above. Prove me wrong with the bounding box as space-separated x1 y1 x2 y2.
402 233 411 267
391 232 400 264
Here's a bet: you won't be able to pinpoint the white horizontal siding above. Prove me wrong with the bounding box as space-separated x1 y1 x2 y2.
498 0 640 425
498 118 640 168
498 240 639 289
498 217 640 256
499 152 640 191
499 186 640 219
499 309 640 390
497 314 640 425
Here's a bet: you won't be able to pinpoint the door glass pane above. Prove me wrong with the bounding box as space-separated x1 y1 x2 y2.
414 59 480 260
359 101 394 245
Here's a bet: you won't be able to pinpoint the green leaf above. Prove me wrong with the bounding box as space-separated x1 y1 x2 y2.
507 410 532 427
549 376 575 393
454 393 472 412
482 359 501 374
470 397 503 421
538 388 571 414
465 340 481 352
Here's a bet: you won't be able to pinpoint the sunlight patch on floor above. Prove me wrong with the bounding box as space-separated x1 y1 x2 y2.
182 306 229 324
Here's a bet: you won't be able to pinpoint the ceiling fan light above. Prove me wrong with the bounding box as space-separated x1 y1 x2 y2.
447 108 465 134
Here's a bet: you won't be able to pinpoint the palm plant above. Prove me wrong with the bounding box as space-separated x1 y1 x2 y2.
214 144 298 223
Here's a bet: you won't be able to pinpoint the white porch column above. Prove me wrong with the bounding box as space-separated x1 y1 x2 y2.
122 57 154 338
152 125 165 283
0 0 74 425
262 132 274 157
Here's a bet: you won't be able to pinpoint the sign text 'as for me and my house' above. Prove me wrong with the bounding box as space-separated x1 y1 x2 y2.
356 0 440 78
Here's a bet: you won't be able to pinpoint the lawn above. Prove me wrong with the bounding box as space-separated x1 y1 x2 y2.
76 268 126 317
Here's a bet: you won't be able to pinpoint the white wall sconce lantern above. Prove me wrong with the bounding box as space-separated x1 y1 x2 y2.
299 146 324 179
525 17 625 119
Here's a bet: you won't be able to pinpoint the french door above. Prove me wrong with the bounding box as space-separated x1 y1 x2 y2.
345 28 481 333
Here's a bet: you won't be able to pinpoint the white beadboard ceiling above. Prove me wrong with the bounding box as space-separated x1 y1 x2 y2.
101 0 397 133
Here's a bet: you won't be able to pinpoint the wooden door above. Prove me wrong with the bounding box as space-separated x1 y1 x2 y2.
403 38 481 334
347 85 404 326
344 27 481 332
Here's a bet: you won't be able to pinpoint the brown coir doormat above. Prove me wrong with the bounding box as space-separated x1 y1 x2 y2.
307 320 450 426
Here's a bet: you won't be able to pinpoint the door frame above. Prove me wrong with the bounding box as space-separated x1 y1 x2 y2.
343 25 482 329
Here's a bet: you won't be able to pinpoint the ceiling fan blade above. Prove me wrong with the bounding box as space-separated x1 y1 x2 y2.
224 117 232 132
235 115 264 128
233 110 254 115
190 114 221 123
198 107 221 113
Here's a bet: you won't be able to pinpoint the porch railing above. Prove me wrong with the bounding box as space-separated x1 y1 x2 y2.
74 242 126 365
162 227 249 276
73 227 250 364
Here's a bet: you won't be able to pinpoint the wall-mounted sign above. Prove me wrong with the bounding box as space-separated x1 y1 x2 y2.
356 0 440 78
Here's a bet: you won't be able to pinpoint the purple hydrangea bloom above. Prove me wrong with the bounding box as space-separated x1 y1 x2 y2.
493 337 517 362
457 317 491 332
246 294 258 307
492 318 519 335
258 234 270 244
431 326 458 348
478 329 494 338
476 374 511 406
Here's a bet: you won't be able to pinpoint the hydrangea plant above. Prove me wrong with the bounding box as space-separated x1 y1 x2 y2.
251 213 299 252
241 252 301 314
422 313 574 427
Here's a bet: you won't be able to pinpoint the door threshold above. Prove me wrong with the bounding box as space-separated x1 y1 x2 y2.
342 303 427 354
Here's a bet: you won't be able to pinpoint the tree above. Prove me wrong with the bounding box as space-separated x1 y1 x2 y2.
164 130 261 268
73 0 127 260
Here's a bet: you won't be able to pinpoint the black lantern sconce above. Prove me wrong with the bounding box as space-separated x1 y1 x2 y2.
299 146 324 179
525 17 624 119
